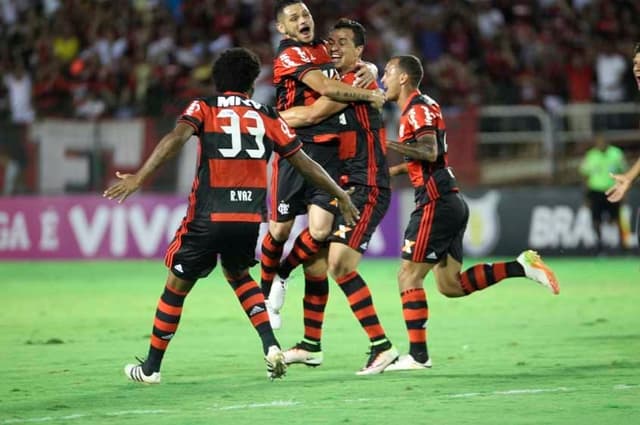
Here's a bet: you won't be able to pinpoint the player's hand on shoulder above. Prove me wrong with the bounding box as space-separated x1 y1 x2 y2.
103 171 142 204
354 61 377 88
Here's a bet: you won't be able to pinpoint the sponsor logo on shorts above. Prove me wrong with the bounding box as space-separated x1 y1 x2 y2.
174 264 184 273
333 224 352 239
402 239 415 254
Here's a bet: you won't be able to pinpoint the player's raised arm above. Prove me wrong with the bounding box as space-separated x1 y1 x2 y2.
103 122 194 203
285 149 359 225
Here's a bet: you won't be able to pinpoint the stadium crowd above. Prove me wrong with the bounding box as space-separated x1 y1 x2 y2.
1 0 639 122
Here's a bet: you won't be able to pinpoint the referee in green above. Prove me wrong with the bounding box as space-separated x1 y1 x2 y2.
580 135 628 252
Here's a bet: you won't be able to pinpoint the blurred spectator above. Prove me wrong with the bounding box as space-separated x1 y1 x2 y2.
0 0 638 123
565 47 594 135
1 58 33 194
3 59 35 124
52 20 79 64
595 40 627 104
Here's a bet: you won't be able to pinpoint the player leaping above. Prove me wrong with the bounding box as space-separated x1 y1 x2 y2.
380 55 559 372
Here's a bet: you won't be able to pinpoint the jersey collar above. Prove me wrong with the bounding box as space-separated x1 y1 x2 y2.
401 89 421 115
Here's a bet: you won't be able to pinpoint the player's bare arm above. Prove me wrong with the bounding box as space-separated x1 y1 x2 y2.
386 133 438 162
389 163 408 177
287 149 360 225
103 122 194 203
302 69 384 109
606 157 640 202
279 96 348 127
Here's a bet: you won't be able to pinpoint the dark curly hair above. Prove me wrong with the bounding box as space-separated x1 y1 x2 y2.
212 48 261 94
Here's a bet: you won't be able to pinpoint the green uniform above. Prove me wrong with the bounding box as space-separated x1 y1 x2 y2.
580 146 627 192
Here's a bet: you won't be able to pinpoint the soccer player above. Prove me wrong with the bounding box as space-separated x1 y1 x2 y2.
273 18 398 374
606 42 640 204
103 47 359 384
379 55 560 371
260 0 383 324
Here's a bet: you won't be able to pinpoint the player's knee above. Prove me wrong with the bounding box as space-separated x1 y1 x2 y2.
438 284 465 298
397 268 422 292
327 260 351 280
268 222 293 242
308 226 331 242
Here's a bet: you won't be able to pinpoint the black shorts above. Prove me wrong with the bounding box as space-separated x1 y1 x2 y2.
270 143 341 222
164 219 259 281
328 185 390 253
401 192 469 263
587 190 620 221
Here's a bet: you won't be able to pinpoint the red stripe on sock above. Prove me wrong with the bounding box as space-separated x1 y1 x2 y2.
158 299 182 316
473 264 488 290
151 334 169 350
494 262 507 281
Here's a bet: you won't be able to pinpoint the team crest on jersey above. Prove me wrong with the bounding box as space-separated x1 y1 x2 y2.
333 224 352 239
278 201 290 215
402 239 415 254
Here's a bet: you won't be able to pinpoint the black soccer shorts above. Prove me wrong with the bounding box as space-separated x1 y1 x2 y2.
401 192 469 264
164 219 260 280
328 185 390 253
270 143 341 222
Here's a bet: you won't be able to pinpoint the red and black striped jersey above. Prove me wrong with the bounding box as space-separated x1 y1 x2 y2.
178 91 302 223
273 38 348 144
398 90 458 205
338 71 390 189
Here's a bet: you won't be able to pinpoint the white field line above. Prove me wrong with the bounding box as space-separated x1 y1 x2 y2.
448 386 573 398
2 385 637 424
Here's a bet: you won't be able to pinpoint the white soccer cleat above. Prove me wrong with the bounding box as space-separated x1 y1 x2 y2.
265 345 287 380
283 342 324 366
268 275 288 311
265 300 282 330
384 354 432 372
124 364 161 384
517 250 560 295
356 344 399 376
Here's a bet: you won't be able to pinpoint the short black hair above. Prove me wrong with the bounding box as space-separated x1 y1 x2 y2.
635 42 640 55
274 0 303 20
392 55 424 87
212 48 261 93
333 18 366 47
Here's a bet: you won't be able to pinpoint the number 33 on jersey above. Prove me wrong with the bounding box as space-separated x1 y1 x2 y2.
178 94 302 222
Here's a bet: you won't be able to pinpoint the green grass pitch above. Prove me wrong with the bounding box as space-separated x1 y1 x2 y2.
2 257 639 425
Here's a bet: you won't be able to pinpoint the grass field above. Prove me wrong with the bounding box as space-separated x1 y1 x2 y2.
2 257 639 425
